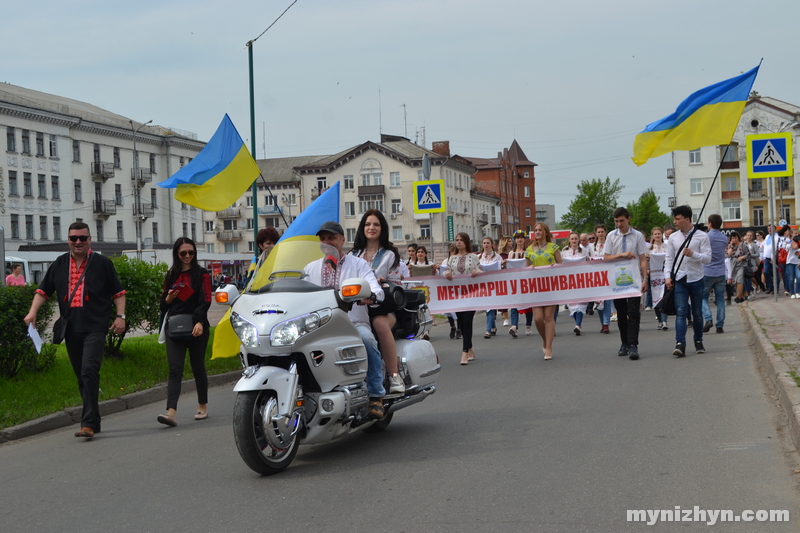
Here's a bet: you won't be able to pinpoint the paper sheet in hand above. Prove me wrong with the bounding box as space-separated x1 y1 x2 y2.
28 323 42 353
505 258 526 269
479 261 502 272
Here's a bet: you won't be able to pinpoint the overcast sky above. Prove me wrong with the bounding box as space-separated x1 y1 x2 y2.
6 0 799 220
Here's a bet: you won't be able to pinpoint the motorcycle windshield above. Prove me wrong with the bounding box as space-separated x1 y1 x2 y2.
247 238 339 293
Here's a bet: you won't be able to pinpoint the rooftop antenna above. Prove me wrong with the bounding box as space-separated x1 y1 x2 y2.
378 87 382 135
400 103 407 138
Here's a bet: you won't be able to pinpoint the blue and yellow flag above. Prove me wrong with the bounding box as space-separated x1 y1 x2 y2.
158 114 260 210
211 181 341 359
632 66 759 166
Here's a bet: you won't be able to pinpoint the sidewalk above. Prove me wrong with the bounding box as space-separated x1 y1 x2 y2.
741 292 800 454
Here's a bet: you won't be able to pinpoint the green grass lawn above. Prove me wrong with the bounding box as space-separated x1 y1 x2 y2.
0 327 242 429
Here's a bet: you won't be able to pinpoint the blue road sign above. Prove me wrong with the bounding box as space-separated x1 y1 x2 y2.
747 133 793 179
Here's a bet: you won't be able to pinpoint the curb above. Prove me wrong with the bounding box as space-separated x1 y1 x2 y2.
741 304 800 454
0 370 242 443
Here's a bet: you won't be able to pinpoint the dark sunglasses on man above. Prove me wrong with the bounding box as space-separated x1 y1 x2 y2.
69 235 90 242
179 250 196 257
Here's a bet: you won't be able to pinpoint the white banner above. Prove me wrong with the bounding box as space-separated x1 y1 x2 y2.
649 253 665 306
410 258 643 314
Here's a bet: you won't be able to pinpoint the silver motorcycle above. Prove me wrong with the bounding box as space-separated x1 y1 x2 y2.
215 240 439 475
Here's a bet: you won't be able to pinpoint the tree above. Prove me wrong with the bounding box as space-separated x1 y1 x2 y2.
560 177 624 233
105 256 168 359
626 188 672 237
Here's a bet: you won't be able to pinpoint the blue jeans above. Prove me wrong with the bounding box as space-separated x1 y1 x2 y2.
674 277 704 344
511 308 533 328
645 287 653 309
702 275 726 329
573 311 583 327
355 323 385 397
764 258 777 292
597 300 612 325
783 263 798 295
486 309 496 332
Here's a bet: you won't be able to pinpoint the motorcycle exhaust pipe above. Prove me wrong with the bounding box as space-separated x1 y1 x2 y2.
385 385 435 416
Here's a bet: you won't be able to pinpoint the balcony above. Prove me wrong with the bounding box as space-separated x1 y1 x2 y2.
91 162 115 181
311 186 329 200
258 205 282 216
133 202 155 219
668 197 676 208
476 213 488 225
358 184 385 196
131 168 153 185
217 207 241 218
93 200 116 217
749 188 767 199
216 229 243 241
721 190 741 199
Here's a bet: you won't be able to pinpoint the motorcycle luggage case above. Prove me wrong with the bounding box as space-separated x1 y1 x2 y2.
397 339 439 389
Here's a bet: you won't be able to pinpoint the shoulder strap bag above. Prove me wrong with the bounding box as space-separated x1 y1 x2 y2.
655 229 694 316
52 254 92 344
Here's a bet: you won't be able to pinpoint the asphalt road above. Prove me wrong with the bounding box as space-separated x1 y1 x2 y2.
2 303 799 532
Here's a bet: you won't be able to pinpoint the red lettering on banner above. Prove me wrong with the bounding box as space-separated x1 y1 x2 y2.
577 273 586 289
538 277 550 292
509 279 518 295
487 282 495 295
568 274 577 290
520 278 530 294
497 281 508 296
449 286 458 299
599 271 609 286
559 275 568 290
548 276 559 292
437 287 449 300
478 283 487 298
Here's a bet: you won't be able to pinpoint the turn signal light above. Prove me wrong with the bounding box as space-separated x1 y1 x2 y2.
341 284 361 298
215 292 229 303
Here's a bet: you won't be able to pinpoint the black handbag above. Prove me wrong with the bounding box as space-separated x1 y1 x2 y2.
166 314 195 339
52 256 92 345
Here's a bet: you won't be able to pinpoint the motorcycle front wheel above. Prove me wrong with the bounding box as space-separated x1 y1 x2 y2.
233 390 301 475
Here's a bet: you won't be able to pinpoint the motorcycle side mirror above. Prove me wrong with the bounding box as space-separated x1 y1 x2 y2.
339 278 372 302
215 284 240 306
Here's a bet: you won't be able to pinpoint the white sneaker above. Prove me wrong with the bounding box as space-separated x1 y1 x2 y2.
792 294 798 299
644 306 652 311
503 319 510 326
388 374 405 394
610 313 618 322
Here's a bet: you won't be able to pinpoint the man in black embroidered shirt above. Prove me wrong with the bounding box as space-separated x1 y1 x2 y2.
24 222 126 439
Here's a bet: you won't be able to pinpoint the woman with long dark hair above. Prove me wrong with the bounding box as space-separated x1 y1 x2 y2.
444 232 482 365
351 209 405 395
157 237 212 427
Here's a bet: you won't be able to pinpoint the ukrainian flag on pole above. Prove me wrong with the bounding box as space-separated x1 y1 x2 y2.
632 65 760 166
158 114 260 210
211 181 341 359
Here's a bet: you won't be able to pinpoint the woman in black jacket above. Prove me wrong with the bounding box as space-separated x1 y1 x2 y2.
157 237 212 427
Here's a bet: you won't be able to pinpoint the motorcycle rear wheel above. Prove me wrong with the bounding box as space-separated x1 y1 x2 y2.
363 413 393 433
233 390 300 475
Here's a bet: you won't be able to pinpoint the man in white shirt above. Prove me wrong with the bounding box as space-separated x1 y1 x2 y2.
664 205 711 357
604 208 649 360
763 223 779 294
303 221 387 419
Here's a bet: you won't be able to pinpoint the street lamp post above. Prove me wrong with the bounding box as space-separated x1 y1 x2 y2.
281 193 292 228
130 119 152 260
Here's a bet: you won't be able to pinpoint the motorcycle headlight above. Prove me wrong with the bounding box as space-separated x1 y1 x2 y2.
231 312 260 348
270 308 333 347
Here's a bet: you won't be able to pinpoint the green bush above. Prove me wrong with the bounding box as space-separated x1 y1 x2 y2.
0 285 57 378
105 256 168 359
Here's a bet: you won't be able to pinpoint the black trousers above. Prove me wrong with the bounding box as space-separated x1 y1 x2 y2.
165 329 210 411
615 296 641 347
456 311 475 351
65 330 106 431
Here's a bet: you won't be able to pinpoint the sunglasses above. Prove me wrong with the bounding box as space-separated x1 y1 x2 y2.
179 250 196 257
69 235 90 242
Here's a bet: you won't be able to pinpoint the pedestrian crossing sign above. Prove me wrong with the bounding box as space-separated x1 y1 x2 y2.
746 132 793 179
413 179 446 214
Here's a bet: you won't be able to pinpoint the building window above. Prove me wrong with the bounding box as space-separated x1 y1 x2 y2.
361 159 382 187
39 216 48 240
524 186 530 198
37 174 46 198
263 194 276 206
525 207 531 217
316 177 327 192
346 228 356 243
8 171 18 196
36 132 45 156
191 223 196 241
95 220 104 242
753 205 764 226
10 214 19 239
151 188 157 208
205 221 214 232
722 201 741 221
21 130 30 154
721 144 738 162
284 193 296 205
223 220 236 231
246 196 253 207
390 172 401 187
53 217 61 241
420 224 431 239
417 170 424 181
392 226 403 241
780 204 791 223
25 215 34 240
778 176 791 192
182 223 188 236
23 173 33 197
179 156 185 167
344 175 354 190
6 127 15 152
206 243 214 253
72 140 80 162
149 153 156 173
51 176 60 199
723 176 738 191
94 181 102 203
690 178 702 195
246 218 254 230
524 171 530 178
113 147 121 168
117 220 124 242
345 201 355 217
49 135 58 158
152 222 159 243
689 149 701 164
358 194 384 213
74 179 82 202
181 202 187 210
391 199 402 214
247 241 255 252
115 184 123 205
224 242 238 253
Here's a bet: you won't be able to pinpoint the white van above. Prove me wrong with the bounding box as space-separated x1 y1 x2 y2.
5 256 31 285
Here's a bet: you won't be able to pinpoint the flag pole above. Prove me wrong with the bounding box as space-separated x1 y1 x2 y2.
248 41 260 247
